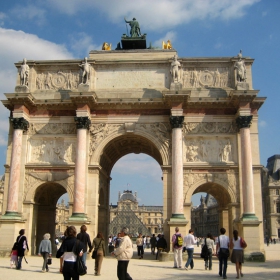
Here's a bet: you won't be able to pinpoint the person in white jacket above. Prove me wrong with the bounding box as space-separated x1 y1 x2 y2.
112 227 133 280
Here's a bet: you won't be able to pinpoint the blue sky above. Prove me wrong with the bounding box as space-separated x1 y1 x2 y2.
0 0 279 206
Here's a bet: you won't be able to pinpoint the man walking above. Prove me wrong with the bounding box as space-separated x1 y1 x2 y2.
216 227 230 279
172 227 183 268
112 227 133 280
150 234 157 255
184 229 197 270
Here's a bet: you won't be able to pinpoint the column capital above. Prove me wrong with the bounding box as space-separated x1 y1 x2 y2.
236 115 252 130
10 117 29 131
169 116 184 129
74 116 91 129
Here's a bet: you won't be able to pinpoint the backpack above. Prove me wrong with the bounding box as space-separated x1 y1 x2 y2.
175 234 183 247
200 238 209 258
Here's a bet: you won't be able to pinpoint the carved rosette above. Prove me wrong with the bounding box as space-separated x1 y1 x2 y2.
10 117 29 131
236 115 253 130
74 117 91 129
170 116 184 129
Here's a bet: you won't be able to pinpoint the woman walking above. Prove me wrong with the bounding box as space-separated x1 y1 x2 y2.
92 232 106 276
56 226 84 280
230 230 245 279
38 233 52 272
16 229 29 270
201 233 215 270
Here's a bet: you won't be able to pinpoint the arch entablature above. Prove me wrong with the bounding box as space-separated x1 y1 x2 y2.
184 177 237 207
24 176 74 203
90 128 169 172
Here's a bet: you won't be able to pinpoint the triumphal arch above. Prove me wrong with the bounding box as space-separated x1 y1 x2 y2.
0 30 266 260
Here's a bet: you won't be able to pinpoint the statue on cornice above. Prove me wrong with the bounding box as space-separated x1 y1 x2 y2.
19 58 29 86
79 57 91 84
234 50 246 82
124 17 141 37
170 55 181 83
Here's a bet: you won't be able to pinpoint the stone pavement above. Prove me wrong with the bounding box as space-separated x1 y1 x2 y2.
0 244 279 280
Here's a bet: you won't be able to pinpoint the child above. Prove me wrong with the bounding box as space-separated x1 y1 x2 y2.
10 243 18 268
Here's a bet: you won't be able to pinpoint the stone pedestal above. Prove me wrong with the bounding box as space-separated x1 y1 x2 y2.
236 82 249 90
78 84 90 91
170 82 182 91
15 85 29 93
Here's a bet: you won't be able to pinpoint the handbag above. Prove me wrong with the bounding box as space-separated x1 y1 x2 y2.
47 257 52 265
240 237 247 248
92 239 102 259
76 256 87 276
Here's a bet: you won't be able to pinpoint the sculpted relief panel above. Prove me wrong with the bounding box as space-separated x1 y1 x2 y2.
36 71 81 90
182 68 231 88
183 122 237 134
184 137 236 163
29 138 76 164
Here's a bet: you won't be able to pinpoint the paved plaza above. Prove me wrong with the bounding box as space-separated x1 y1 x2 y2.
0 244 279 280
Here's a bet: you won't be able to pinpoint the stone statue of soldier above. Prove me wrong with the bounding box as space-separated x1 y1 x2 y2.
79 57 90 84
124 17 141 37
170 55 181 83
234 50 246 82
19 58 29 86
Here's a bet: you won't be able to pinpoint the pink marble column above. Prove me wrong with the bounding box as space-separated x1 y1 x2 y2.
5 118 29 217
236 115 257 220
170 116 185 219
72 117 91 219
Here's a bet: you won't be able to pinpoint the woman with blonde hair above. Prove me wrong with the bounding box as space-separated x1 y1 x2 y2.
92 232 106 276
38 233 52 272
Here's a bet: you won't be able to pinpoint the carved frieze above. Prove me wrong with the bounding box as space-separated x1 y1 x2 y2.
184 137 235 163
36 71 80 90
29 123 76 135
183 122 237 134
29 139 76 164
182 68 230 88
184 171 238 190
268 176 280 186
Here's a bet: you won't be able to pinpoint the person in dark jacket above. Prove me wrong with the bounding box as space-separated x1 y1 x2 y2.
57 226 84 280
156 234 167 260
16 229 29 270
77 225 92 265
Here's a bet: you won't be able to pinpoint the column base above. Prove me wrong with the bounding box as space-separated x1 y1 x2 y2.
170 213 186 220
1 211 22 220
68 213 88 222
244 251 265 262
241 213 259 221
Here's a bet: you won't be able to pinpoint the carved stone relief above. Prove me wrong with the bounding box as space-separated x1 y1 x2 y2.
182 68 230 88
36 71 80 90
184 171 238 191
29 139 76 164
183 122 237 134
29 123 76 135
184 137 235 163
89 123 124 160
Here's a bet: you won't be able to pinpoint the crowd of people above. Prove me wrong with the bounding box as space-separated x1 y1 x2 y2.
172 227 247 279
9 225 249 280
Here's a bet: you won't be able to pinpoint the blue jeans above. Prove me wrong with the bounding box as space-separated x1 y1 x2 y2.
185 248 194 268
82 252 87 265
17 256 23 269
218 253 228 277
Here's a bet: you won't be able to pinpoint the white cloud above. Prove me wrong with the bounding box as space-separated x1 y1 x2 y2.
112 154 162 183
9 5 47 26
45 0 260 31
0 27 73 146
153 31 177 49
69 32 101 57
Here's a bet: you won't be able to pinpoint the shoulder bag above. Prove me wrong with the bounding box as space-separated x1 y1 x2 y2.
240 237 247 248
92 239 102 259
